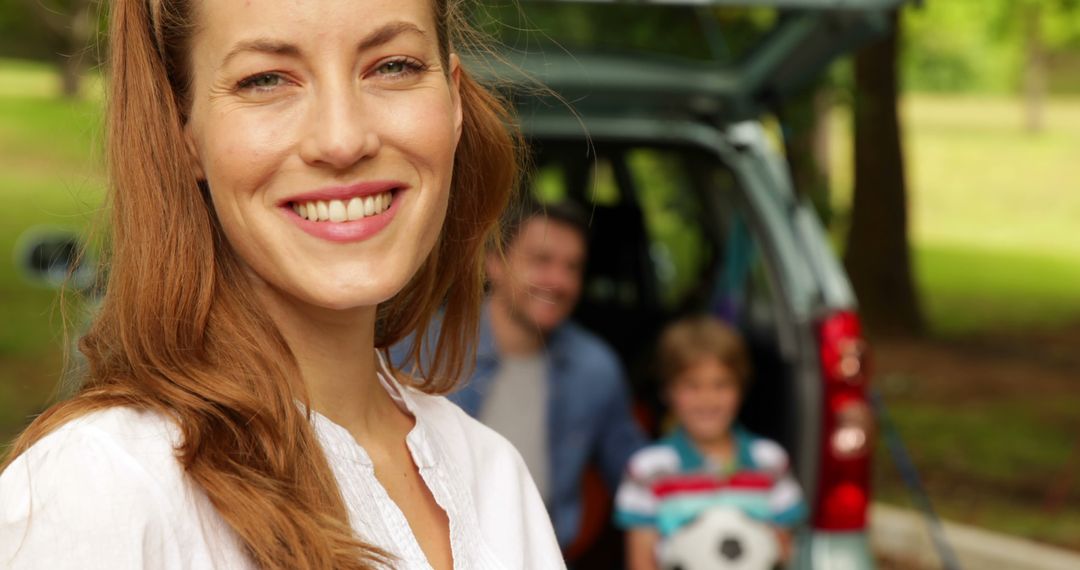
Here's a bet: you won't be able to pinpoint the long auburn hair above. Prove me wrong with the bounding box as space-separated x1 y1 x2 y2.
3 0 521 568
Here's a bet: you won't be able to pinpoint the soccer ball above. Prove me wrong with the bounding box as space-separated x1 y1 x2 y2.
659 508 780 570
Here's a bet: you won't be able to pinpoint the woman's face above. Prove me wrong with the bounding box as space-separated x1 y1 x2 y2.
183 0 461 311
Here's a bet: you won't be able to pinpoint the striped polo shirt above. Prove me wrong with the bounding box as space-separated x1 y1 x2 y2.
614 425 807 537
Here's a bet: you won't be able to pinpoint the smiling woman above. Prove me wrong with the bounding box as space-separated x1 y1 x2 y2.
0 1 562 569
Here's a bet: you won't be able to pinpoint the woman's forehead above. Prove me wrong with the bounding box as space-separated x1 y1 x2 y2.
190 0 439 57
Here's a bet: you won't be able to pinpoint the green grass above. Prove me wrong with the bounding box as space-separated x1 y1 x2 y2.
830 93 1080 335
0 58 105 101
880 398 1077 486
916 244 1080 334
0 60 104 441
873 395 1080 550
0 59 65 99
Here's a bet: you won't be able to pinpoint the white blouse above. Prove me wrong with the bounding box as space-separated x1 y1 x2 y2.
0 363 565 569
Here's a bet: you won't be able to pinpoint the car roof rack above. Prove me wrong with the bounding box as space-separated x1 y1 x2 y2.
475 0 908 123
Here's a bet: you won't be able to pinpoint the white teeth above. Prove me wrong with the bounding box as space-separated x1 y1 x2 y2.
328 200 347 223
347 197 364 220
293 191 393 223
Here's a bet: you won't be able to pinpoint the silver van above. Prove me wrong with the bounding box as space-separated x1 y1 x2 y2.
475 0 904 567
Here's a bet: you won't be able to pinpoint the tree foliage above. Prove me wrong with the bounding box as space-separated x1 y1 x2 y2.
903 0 1080 93
0 0 103 97
0 1 62 61
471 2 773 63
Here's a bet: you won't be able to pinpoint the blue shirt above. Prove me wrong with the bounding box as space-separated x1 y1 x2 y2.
393 303 648 548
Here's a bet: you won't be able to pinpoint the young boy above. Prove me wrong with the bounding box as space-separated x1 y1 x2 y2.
614 315 807 569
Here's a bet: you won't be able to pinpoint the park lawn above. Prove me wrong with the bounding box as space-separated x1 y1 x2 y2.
874 482 1080 553
876 397 1079 495
0 60 104 440
873 395 1080 550
829 93 1080 335
915 244 1080 334
0 59 67 99
825 94 1080 549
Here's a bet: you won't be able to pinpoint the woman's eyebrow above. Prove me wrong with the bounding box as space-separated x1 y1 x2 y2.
221 39 299 67
220 21 427 67
357 21 426 52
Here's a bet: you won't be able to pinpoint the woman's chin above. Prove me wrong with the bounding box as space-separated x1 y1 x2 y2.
272 276 404 313
262 260 420 310
305 287 399 312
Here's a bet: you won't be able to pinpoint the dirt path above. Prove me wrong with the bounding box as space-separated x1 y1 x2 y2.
869 323 1080 552
872 324 1080 403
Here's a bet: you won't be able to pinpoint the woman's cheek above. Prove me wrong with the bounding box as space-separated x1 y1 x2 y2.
394 93 458 152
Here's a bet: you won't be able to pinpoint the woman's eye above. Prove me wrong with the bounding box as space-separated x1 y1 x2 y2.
373 58 426 78
379 61 407 75
237 73 285 92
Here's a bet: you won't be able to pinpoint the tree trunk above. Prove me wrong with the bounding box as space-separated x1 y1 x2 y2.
780 84 833 225
60 56 82 99
59 0 94 99
845 11 924 338
19 0 95 99
1023 2 1046 133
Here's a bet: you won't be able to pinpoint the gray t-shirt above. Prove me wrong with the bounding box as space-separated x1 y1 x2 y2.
479 354 550 502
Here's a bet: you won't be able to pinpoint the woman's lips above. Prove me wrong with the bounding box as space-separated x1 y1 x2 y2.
284 188 404 243
282 180 404 205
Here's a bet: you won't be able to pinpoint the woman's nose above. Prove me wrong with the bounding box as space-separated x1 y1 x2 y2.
299 82 381 170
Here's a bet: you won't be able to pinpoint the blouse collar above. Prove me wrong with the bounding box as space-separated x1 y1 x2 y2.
308 351 438 469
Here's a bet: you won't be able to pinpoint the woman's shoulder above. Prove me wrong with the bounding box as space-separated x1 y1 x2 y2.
405 388 521 464
403 388 566 569
5 406 184 478
0 407 193 568
405 388 539 504
0 407 190 515
2 406 251 569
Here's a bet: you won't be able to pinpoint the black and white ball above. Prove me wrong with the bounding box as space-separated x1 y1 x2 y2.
659 508 779 570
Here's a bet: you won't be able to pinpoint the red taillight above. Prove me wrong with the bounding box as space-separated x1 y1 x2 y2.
814 311 874 531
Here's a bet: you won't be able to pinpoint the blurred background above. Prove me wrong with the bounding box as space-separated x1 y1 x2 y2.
1 1 1078 568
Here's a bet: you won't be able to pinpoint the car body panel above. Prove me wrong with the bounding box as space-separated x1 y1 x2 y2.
798 530 876 570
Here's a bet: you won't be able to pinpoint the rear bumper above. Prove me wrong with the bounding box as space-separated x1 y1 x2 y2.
792 530 875 570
